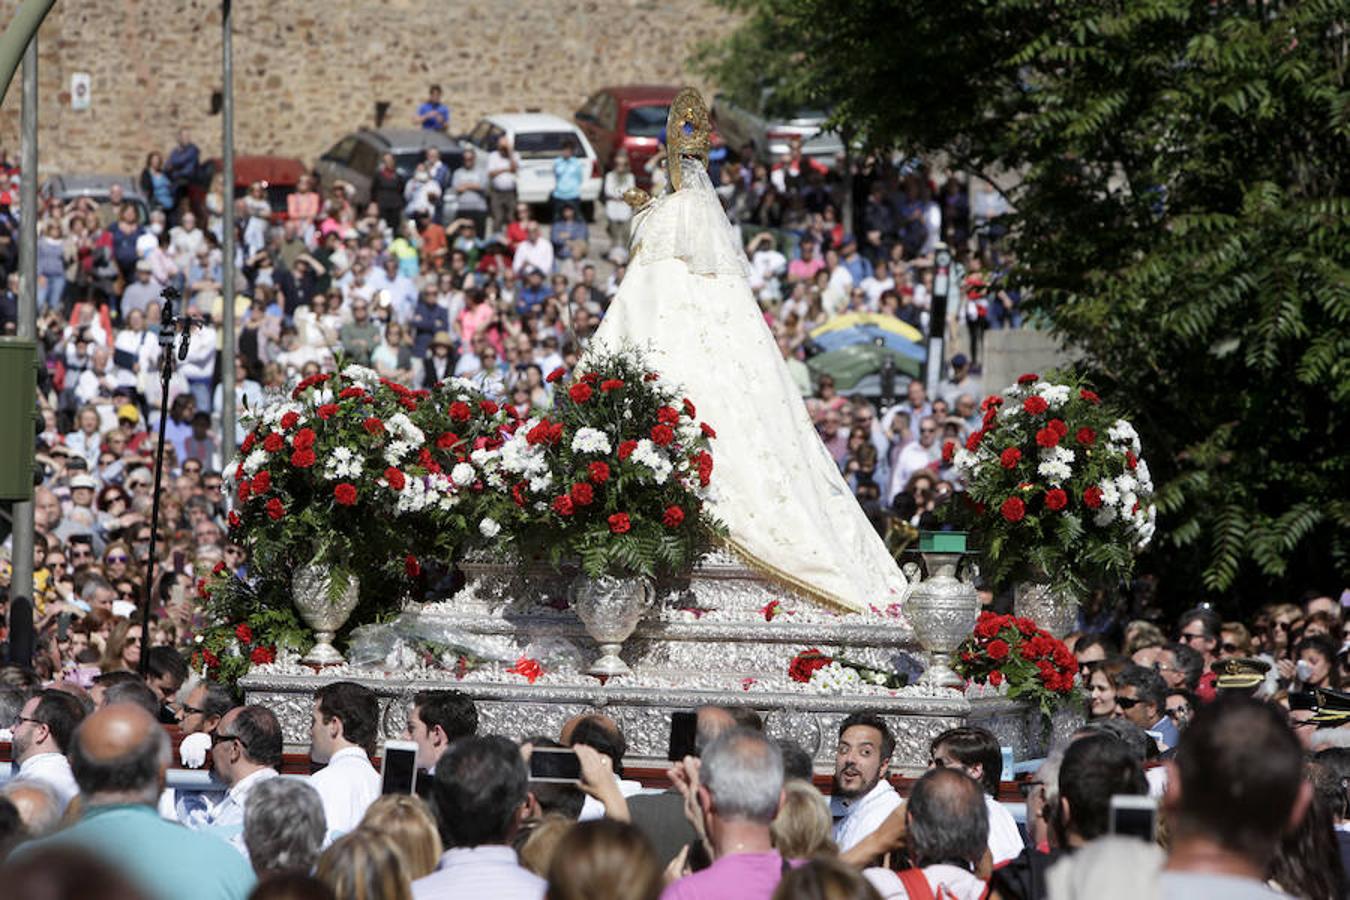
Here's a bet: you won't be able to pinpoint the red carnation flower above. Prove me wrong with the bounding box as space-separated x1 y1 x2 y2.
1023 395 1049 416
507 657 544 683
662 505 685 528
618 440 638 460
974 614 1002 638
1000 496 1026 522
1045 488 1068 511
965 429 984 451
942 440 956 463
363 417 385 435
227 510 241 529
480 400 499 415
698 422 716 440
437 431 460 449
203 649 220 668
568 383 593 404
265 497 285 520
316 403 339 420
1076 427 1096 446
552 495 575 516
570 482 594 506
1126 450 1138 470
1000 447 1022 469
589 461 611 483
262 432 285 453
235 623 253 644
511 482 527 507
448 401 472 422
1035 427 1061 448
788 650 832 683
339 386 366 400
987 639 1010 660
644 371 660 381
1083 485 1104 509
212 560 227 576
601 379 625 392
1017 618 1038 636
608 512 632 534
293 427 316 450
334 483 358 505
280 411 300 430
651 424 675 446
251 470 271 494
291 448 317 469
405 555 421 578
988 669 1004 687
1049 418 1068 438
683 398 696 417
237 481 252 502
1079 389 1101 405
1018 373 1040 385
581 372 600 385
384 467 406 491
241 431 256 453
546 366 566 383
657 406 681 425
249 646 275 665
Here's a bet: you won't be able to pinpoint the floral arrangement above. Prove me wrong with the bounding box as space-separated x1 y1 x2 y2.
478 344 725 578
197 364 510 681
954 612 1079 717
949 371 1157 593
787 648 908 691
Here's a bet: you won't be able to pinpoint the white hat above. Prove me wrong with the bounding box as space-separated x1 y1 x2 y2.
69 474 98 490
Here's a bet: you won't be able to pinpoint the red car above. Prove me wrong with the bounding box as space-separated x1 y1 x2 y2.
575 85 723 189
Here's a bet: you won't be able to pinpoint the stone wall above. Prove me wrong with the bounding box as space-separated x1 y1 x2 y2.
0 0 725 178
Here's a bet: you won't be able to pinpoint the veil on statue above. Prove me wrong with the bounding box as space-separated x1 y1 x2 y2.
589 88 908 615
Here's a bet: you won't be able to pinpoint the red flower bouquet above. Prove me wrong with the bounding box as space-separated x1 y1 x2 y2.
955 611 1080 717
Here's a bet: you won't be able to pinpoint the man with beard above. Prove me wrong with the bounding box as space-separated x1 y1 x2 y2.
10 690 87 810
829 711 902 853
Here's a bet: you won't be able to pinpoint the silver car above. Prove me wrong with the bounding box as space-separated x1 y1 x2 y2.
712 91 844 169
314 128 464 206
41 174 150 222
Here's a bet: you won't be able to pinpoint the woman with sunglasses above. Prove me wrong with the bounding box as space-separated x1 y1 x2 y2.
101 540 133 579
99 619 142 673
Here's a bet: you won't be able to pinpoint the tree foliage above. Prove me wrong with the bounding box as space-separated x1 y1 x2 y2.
699 0 1350 608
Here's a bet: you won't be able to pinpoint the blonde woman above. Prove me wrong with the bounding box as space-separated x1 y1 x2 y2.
771 780 838 859
315 829 412 900
358 795 443 881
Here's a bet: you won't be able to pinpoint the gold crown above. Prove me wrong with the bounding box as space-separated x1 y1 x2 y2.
667 87 712 192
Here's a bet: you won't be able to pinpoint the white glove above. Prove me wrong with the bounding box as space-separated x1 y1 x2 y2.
179 731 212 769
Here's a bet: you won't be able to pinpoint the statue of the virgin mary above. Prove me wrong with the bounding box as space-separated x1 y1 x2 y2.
589 88 908 614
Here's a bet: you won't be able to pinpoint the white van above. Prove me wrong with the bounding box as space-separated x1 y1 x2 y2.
464 113 603 219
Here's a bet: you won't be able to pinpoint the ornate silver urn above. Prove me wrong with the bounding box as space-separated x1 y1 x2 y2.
1013 579 1079 638
569 573 655 677
906 532 980 689
293 563 361 665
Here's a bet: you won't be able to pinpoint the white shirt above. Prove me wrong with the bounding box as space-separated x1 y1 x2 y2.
866 863 987 900
985 792 1025 865
205 766 278 831
830 778 903 853
888 440 939 503
13 751 80 809
309 746 380 839
512 237 554 276
413 845 546 900
488 150 520 192
578 775 650 821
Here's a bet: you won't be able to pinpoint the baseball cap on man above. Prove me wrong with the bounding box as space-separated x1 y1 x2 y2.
69 474 98 490
117 404 141 424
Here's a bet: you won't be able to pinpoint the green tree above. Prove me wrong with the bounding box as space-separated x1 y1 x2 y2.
699 0 1350 608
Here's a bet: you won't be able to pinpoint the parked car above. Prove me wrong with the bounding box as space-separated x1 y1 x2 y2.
463 113 602 219
40 174 150 222
712 91 844 168
575 85 730 190
314 128 464 206
205 155 308 219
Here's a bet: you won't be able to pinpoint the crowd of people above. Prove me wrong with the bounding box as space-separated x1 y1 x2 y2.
0 662 1344 900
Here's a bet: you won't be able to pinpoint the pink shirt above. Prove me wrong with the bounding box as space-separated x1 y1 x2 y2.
661 852 796 900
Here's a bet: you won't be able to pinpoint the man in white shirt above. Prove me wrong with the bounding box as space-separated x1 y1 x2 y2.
201 705 282 840
486 136 520 233
414 735 545 900
863 768 989 900
830 712 903 853
888 415 941 503
10 690 86 810
928 726 1025 865
308 681 381 839
512 222 554 276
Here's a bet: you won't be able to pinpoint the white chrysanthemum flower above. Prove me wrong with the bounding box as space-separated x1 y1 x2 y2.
952 448 977 472
1116 474 1138 496
384 440 416 465
486 471 506 490
479 518 502 538
470 448 491 467
1099 480 1121 507
332 445 354 461
808 662 863 694
1107 419 1142 453
451 463 476 486
1037 383 1071 406
1094 506 1118 527
243 449 269 475
1038 460 1072 485
342 364 380 385
529 473 554 493
570 427 612 455
1135 459 1153 492
313 387 334 405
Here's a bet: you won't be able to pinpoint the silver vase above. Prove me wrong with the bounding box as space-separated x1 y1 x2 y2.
569 574 655 677
907 551 980 689
293 563 361 665
1013 579 1079 638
